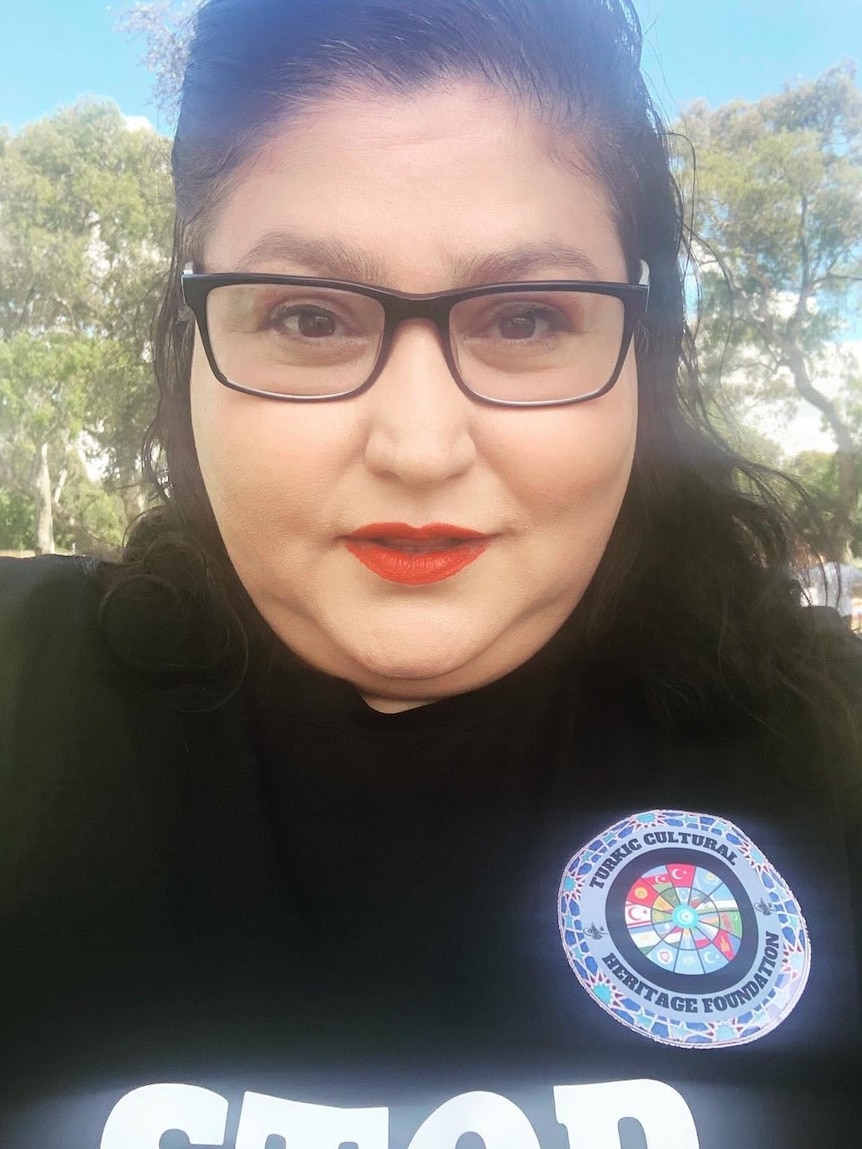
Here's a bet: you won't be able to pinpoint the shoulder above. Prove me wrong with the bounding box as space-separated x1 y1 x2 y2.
786 607 862 791
0 554 105 679
804 605 862 704
0 556 113 763
0 552 102 621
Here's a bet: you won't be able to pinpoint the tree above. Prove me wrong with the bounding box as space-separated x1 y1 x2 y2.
0 101 173 552
782 448 862 559
116 1 198 121
680 65 862 560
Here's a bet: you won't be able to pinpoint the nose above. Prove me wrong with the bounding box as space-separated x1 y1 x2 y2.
362 320 478 486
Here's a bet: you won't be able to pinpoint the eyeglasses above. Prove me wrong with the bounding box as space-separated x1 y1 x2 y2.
181 260 649 407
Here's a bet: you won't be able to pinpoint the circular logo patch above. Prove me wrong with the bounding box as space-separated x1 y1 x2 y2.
558 810 810 1048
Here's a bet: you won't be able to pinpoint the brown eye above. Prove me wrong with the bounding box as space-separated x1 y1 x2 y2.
276 307 340 338
492 305 569 342
498 309 542 340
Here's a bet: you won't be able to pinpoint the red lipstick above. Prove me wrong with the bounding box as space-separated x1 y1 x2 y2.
344 522 490 586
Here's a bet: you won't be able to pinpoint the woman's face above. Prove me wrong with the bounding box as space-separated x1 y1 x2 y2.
190 80 639 710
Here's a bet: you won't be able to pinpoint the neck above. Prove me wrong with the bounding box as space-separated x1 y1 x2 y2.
360 693 434 714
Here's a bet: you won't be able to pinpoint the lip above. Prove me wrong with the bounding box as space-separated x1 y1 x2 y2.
344 522 491 586
346 522 489 542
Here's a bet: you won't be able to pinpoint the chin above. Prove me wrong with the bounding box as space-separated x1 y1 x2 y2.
345 624 492 688
354 648 471 686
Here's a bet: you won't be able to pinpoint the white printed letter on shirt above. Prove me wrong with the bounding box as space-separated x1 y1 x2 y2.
407 1090 542 1149
234 1091 389 1148
554 1079 700 1149
100 1083 228 1149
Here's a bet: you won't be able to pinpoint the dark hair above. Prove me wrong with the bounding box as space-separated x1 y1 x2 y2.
102 0 859 765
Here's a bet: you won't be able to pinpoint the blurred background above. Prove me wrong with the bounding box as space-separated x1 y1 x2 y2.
0 1 860 622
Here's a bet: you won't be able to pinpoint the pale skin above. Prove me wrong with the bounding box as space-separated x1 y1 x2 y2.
190 80 639 712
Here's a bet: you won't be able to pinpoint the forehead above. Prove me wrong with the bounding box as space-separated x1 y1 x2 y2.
200 79 628 288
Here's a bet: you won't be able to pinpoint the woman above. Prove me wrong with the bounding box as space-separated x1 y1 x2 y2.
1 0 860 1145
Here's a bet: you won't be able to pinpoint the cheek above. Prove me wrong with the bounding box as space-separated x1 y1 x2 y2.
190 358 271 532
189 349 354 541
499 372 638 525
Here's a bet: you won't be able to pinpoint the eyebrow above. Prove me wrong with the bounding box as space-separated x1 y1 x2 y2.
231 232 606 285
450 242 605 284
234 233 386 281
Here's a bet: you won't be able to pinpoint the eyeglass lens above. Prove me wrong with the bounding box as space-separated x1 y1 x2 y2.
204 283 627 401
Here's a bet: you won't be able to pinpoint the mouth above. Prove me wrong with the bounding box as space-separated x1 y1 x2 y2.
368 537 472 553
344 522 492 585
347 522 489 542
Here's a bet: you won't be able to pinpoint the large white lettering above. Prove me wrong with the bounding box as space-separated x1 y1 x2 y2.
554 1080 700 1149
100 1078 701 1147
99 1082 228 1149
407 1090 542 1149
235 1091 388 1148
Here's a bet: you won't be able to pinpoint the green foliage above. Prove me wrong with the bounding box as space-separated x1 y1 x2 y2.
0 489 32 550
53 452 130 556
678 65 862 558
682 66 862 370
783 449 862 558
0 100 172 553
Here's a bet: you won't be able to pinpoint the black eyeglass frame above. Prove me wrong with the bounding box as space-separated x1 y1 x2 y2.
181 260 650 408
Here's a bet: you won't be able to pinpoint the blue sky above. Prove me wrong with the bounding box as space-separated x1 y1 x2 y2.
1 0 860 133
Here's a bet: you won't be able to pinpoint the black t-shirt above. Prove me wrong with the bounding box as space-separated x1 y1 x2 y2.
1 555 861 1148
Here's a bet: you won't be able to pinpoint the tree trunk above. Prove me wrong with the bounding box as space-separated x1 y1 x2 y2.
783 343 859 562
33 441 55 555
53 463 68 507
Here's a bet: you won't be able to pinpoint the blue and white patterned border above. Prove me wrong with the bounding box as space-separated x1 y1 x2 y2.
558 809 811 1048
